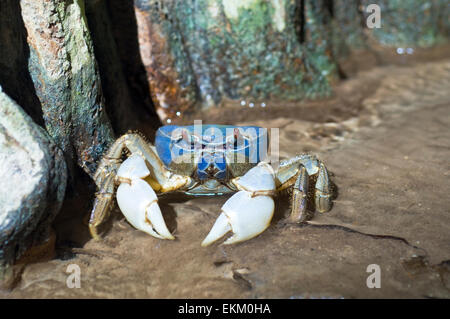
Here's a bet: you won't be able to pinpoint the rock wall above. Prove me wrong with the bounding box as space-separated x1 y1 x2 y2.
20 0 115 176
133 0 450 122
134 0 337 120
0 87 67 285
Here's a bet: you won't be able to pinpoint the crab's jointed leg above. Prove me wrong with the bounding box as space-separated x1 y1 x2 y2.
315 163 332 213
89 133 189 240
89 172 116 240
289 164 309 223
275 155 333 223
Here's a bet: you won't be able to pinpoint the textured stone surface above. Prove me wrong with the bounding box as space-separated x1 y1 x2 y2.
20 0 115 177
0 87 67 284
134 0 450 122
361 0 449 48
133 0 208 119
331 0 367 58
135 0 337 120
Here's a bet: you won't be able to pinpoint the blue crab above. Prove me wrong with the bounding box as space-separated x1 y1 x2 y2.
89 125 333 246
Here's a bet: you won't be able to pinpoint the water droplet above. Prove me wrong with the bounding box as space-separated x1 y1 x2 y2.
396 47 404 55
240 100 246 106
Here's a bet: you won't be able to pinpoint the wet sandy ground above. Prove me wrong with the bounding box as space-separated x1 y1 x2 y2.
2 57 450 299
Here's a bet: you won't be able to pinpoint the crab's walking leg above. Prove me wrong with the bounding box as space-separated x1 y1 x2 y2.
89 172 116 240
290 165 309 223
315 163 332 213
276 155 333 221
107 133 169 186
89 141 124 239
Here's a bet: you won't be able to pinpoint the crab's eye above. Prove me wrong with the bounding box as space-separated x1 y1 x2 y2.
170 128 183 141
226 128 245 149
181 129 191 143
233 128 240 148
171 128 196 149
181 129 201 149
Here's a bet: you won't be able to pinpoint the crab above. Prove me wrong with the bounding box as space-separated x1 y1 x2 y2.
89 124 333 246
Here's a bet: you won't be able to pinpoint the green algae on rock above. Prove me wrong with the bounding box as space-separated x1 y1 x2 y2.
134 0 449 122
361 0 449 48
134 0 337 120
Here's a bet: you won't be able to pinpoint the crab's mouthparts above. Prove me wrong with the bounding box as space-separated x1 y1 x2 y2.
197 152 227 180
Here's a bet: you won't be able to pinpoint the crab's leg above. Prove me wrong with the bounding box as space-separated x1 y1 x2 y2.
315 163 333 213
89 172 116 240
89 141 124 240
275 155 333 220
89 133 187 239
100 133 169 186
289 165 310 223
274 154 319 193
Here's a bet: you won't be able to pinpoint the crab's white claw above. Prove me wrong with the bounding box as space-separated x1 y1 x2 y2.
116 178 174 240
201 191 274 246
201 213 232 246
202 162 276 246
117 154 151 179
